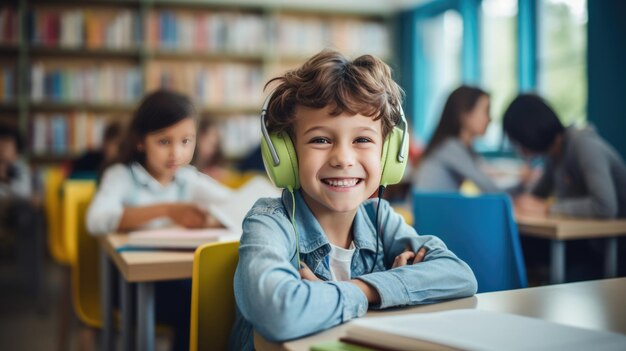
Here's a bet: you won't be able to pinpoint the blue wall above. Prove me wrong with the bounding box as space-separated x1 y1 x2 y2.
587 0 626 160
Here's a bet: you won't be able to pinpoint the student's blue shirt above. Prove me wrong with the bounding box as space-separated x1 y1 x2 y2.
230 190 477 350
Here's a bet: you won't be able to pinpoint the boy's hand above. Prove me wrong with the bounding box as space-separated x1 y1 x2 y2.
167 203 208 228
299 262 320 281
392 247 427 268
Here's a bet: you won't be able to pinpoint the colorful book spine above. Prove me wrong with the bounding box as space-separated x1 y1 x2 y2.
28 8 139 50
30 112 121 156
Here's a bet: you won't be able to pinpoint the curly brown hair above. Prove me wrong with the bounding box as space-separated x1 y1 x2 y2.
264 49 404 139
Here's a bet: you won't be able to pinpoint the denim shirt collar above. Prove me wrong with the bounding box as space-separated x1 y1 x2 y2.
280 190 379 277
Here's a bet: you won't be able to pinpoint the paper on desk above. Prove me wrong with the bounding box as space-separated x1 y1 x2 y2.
347 309 626 351
204 175 281 233
127 228 240 249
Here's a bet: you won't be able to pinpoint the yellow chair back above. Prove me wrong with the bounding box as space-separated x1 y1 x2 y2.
190 241 239 351
44 167 68 264
221 170 260 189
63 180 101 328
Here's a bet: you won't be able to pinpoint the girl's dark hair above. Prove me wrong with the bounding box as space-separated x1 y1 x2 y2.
422 85 489 158
503 94 564 153
117 90 196 165
192 118 224 168
0 123 24 153
264 49 404 139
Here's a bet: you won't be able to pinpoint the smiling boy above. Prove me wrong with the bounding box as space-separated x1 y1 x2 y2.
229 50 477 350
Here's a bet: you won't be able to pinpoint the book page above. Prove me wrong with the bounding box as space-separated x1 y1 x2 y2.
205 175 281 233
127 228 239 248
348 309 626 351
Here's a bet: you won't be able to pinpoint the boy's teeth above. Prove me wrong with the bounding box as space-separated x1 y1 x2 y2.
325 178 358 187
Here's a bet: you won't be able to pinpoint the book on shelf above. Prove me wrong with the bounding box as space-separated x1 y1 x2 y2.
146 10 266 54
0 6 19 45
127 175 281 249
30 62 142 104
27 7 139 50
341 309 626 351
30 112 108 155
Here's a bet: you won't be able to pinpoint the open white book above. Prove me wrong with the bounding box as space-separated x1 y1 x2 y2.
126 228 239 249
343 309 626 351
127 175 281 249
204 175 281 233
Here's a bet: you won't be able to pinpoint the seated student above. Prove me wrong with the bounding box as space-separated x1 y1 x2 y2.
192 118 232 182
503 94 626 218
86 90 230 350
69 121 122 179
413 85 504 193
0 124 31 200
0 124 41 294
230 50 477 350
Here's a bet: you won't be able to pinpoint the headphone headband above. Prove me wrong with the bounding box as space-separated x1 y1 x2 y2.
261 91 408 169
260 94 280 166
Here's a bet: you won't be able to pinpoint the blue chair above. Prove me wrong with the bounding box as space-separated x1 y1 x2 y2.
413 192 527 293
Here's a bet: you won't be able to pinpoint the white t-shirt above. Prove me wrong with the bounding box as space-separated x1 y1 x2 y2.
328 241 355 281
86 162 231 235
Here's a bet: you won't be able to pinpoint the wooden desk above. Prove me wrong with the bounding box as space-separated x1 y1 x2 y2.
516 215 626 284
256 278 626 351
99 234 194 351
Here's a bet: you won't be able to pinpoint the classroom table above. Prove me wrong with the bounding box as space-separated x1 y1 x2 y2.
515 215 626 284
99 234 195 351
255 277 626 351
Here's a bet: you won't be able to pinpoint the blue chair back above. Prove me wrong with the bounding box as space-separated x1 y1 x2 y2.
413 192 527 293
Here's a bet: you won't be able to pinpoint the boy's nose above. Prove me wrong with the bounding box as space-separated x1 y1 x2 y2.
329 144 355 168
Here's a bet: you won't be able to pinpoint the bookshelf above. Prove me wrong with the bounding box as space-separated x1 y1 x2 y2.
3 0 395 162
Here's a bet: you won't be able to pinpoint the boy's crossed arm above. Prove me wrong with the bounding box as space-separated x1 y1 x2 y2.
299 247 428 303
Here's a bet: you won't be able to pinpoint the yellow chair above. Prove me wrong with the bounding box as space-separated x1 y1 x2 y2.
221 170 261 189
190 241 239 351
63 180 101 328
43 167 69 265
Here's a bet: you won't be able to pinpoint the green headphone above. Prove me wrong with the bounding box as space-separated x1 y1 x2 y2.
260 92 409 191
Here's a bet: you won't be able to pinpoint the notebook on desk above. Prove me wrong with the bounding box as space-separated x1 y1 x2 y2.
341 309 626 351
126 228 239 249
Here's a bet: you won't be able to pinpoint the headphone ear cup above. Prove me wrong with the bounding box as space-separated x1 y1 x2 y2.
380 126 409 186
261 132 300 189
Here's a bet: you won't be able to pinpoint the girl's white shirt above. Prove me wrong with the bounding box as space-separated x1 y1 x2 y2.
86 162 232 235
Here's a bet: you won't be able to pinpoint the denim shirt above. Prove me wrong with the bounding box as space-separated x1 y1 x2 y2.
229 190 477 350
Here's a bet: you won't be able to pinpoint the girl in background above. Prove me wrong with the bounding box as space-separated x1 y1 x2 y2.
192 118 229 183
413 85 500 193
87 90 230 350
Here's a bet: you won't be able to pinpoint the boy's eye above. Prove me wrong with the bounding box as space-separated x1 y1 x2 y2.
309 137 331 144
355 137 373 143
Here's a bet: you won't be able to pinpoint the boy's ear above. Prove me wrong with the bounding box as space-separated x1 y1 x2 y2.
261 131 300 190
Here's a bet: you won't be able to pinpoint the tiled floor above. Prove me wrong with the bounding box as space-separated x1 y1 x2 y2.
0 255 171 351
0 257 75 351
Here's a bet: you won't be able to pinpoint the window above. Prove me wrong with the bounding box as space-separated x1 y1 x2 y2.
538 0 587 126
478 0 518 151
414 9 463 145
